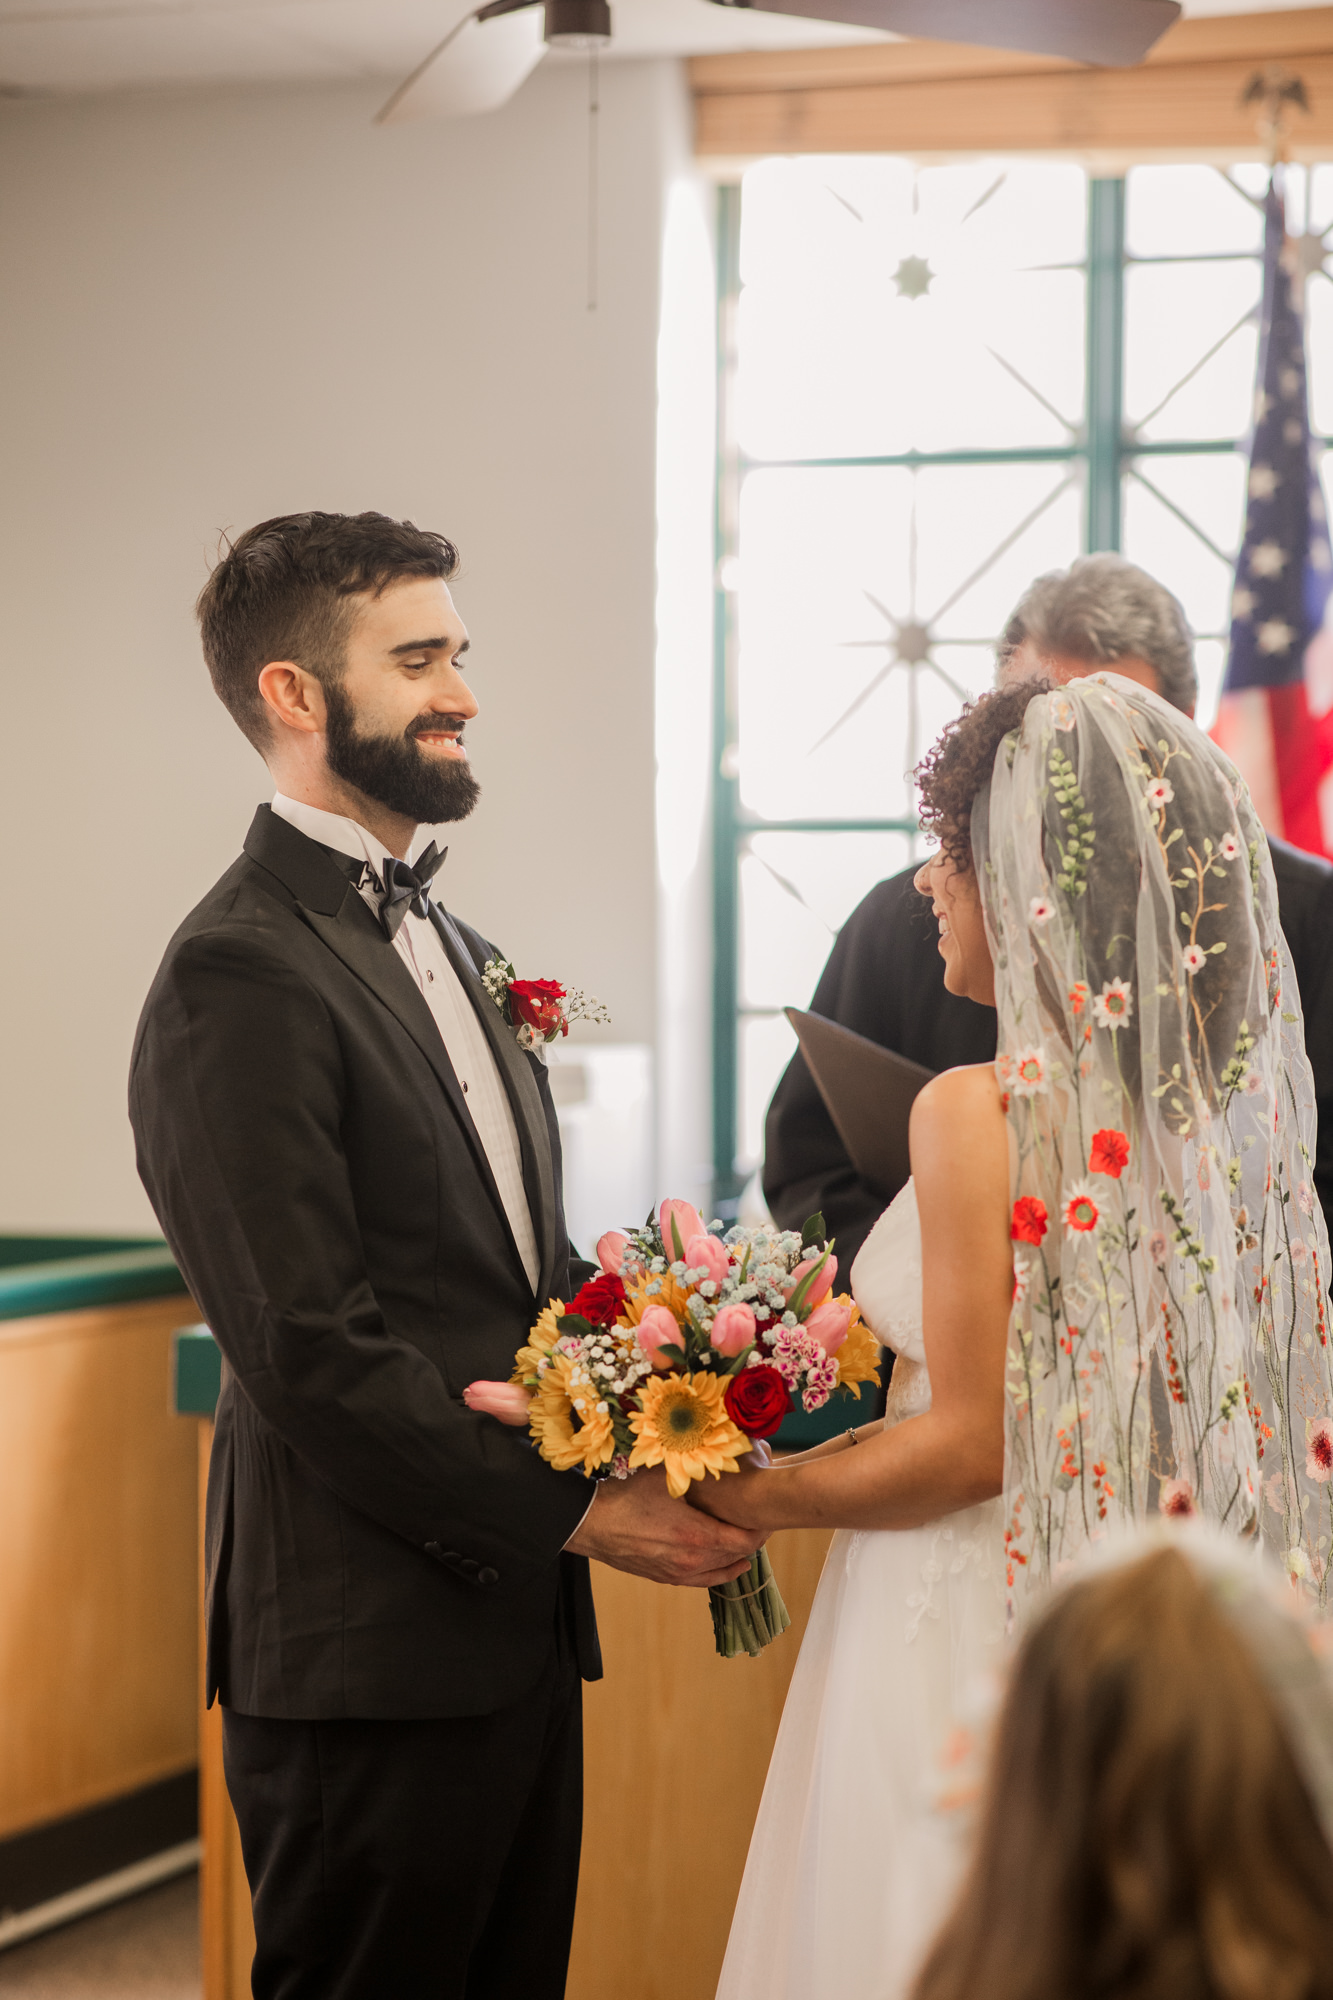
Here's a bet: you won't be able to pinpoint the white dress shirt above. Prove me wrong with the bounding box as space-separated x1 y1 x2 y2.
271 794 541 1292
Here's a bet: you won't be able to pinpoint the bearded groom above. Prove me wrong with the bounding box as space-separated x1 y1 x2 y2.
130 512 760 1999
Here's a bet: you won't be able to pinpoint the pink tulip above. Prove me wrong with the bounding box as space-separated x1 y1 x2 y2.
659 1199 705 1261
710 1302 757 1357
685 1232 731 1288
464 1381 533 1426
596 1230 634 1278
804 1301 852 1355
636 1304 683 1371
785 1252 837 1308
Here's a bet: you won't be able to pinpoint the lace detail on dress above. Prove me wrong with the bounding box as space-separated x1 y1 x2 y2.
905 1519 1004 1645
884 1356 931 1428
851 1181 926 1369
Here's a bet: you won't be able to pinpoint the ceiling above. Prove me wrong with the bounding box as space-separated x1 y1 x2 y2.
0 0 1316 97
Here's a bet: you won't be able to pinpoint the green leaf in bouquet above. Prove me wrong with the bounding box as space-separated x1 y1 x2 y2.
786 1245 831 1319
659 1342 689 1370
723 1343 756 1376
800 1213 827 1250
558 1313 596 1340
670 1212 687 1262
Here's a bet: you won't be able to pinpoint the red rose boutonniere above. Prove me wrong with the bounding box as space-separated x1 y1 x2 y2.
481 954 609 1059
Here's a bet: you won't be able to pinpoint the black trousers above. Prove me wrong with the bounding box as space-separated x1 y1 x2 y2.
222 1665 583 2000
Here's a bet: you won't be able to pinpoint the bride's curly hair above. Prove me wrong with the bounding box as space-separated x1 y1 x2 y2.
912 1547 1333 2000
914 677 1052 874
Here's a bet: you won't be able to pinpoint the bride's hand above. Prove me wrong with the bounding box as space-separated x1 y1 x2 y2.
689 1452 773 1530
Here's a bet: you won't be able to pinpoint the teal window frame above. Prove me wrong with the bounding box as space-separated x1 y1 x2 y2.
709 171 1280 1210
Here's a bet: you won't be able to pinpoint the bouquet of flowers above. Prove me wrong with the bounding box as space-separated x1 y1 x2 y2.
466 1199 880 1658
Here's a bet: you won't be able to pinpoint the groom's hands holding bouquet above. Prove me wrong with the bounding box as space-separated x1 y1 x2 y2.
468 1197 879 1654
565 1464 764 1587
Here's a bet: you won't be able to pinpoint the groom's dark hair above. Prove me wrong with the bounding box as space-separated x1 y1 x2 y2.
197 511 459 749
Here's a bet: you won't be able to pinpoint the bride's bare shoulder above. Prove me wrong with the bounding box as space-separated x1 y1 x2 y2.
909 1061 1006 1180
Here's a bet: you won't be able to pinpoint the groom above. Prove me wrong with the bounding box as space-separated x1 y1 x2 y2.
130 511 760 1999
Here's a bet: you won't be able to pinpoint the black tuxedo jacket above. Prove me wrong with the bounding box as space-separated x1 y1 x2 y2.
764 840 1333 1265
130 805 600 1721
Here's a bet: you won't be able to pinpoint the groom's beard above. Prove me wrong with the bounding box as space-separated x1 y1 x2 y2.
323 683 482 826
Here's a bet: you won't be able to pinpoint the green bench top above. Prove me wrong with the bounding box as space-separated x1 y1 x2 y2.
0 1236 186 1323
173 1324 221 1417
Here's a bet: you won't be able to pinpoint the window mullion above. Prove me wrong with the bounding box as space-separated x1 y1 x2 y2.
1086 176 1126 552
712 183 744 1211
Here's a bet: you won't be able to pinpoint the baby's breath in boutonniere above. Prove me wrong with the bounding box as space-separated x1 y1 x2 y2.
481 956 609 1060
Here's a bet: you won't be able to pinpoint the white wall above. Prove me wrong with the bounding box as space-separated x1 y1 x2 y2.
0 59 692 1232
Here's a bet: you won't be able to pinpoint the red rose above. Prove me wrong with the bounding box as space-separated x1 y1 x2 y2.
566 1272 625 1328
723 1364 791 1441
1011 1196 1049 1246
1089 1128 1130 1178
509 977 567 1040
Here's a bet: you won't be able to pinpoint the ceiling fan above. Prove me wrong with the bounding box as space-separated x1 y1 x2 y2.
375 0 1182 123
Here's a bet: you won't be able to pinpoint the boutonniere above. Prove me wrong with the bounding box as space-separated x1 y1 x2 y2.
481 955 609 1060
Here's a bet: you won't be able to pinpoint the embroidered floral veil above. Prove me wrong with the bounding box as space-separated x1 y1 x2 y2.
970 674 1332 1621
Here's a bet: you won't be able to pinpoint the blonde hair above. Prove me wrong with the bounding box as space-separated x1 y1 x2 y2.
913 1547 1333 2000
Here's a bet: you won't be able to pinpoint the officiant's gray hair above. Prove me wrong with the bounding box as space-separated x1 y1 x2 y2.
998 554 1198 716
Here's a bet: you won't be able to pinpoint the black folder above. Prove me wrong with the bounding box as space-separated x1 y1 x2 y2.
784 1008 936 1201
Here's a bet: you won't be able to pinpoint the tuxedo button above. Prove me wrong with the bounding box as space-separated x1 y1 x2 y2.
426 970 435 983
460 1557 479 1572
425 1542 446 1562
477 1567 500 1587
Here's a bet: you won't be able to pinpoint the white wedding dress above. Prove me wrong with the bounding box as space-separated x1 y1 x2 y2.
716 1180 1008 2000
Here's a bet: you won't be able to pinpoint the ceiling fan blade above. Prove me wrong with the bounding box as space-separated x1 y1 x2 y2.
707 0 1180 67
375 3 546 123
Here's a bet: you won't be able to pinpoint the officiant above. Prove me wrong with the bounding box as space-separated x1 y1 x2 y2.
762 554 1333 1267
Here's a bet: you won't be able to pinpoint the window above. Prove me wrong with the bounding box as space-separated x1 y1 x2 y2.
712 159 1333 1208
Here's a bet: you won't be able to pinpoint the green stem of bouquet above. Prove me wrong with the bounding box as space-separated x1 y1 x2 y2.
708 1547 791 1659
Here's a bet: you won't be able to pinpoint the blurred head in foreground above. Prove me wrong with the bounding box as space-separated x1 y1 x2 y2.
913 1537 1333 2000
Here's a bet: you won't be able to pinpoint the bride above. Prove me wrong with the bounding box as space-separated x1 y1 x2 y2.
694 671 1332 2000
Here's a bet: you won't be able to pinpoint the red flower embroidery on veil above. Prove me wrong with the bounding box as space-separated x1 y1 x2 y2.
1011 1196 1049 1246
1089 1128 1130 1178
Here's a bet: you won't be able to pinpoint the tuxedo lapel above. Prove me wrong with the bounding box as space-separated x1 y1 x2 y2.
242 807 513 1238
431 909 559 1306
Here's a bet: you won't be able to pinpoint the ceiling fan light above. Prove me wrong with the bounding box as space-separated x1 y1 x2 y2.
544 0 612 45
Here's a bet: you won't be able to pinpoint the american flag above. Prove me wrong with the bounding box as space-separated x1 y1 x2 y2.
1212 177 1333 858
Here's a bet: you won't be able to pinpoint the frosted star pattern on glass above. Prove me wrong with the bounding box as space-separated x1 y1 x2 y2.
735 157 1086 462
734 462 1080 825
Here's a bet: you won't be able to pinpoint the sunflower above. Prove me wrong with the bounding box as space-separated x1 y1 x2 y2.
621 1272 692 1328
512 1299 566 1387
828 1298 881 1398
528 1347 616 1477
628 1372 749 1498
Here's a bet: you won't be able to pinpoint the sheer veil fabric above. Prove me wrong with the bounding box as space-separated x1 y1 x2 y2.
977 674 1333 1618
714 674 1330 2000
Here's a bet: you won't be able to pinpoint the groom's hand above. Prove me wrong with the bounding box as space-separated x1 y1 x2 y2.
564 1466 763 1587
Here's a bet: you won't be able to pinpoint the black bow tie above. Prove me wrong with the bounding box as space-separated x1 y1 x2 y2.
324 842 448 941
378 845 448 939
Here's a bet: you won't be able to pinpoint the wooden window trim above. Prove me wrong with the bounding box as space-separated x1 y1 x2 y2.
690 4 1333 159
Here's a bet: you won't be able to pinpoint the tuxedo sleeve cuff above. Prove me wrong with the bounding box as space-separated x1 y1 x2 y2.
562 1484 598 1549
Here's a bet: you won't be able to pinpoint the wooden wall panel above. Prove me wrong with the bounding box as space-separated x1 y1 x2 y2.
690 5 1333 158
197 1424 255 2000
0 1295 199 1840
567 1527 834 2000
